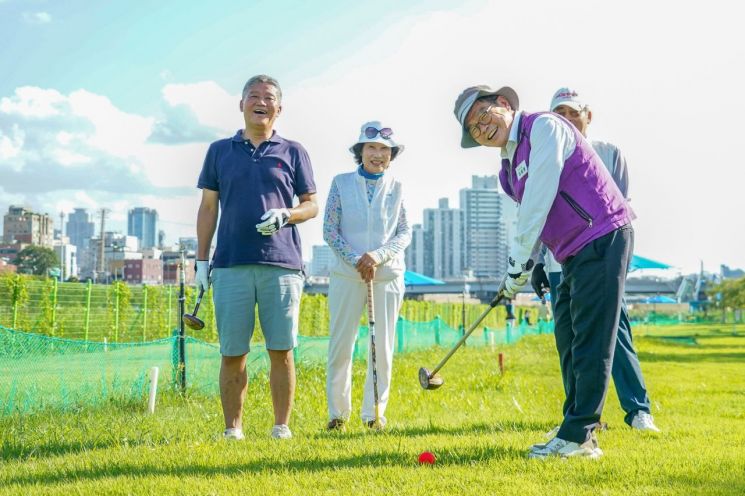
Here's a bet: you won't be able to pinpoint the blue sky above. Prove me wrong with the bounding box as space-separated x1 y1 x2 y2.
1 0 744 274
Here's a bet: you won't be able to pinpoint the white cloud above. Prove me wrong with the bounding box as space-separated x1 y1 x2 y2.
0 124 24 161
0 87 66 118
22 11 52 24
161 81 236 133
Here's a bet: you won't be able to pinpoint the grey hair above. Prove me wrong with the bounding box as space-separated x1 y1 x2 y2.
242 75 282 101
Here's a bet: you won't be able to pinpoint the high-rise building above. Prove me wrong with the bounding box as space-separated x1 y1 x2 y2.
310 244 334 277
405 224 427 275
422 198 464 280
128 207 158 249
460 176 514 279
66 208 95 253
3 206 53 247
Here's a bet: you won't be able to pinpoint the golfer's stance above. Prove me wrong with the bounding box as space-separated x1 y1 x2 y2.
195 75 317 440
454 85 634 459
323 121 411 431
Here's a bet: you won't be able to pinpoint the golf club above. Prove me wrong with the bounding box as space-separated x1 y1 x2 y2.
183 263 211 330
366 280 382 429
419 281 506 390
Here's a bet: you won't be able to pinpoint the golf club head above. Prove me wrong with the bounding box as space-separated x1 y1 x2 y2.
182 313 205 330
418 367 444 390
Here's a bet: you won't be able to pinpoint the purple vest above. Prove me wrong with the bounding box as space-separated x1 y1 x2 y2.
499 112 635 263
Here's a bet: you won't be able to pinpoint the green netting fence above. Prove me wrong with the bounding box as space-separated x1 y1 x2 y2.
0 317 553 417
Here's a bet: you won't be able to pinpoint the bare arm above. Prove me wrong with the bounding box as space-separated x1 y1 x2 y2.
197 188 219 259
288 192 318 224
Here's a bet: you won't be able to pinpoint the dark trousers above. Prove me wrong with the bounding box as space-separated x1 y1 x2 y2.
551 225 634 443
549 275 651 426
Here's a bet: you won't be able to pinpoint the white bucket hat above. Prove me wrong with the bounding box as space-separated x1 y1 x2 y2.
349 120 404 155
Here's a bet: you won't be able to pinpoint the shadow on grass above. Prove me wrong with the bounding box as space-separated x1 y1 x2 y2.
0 420 548 463
317 420 553 440
637 351 745 363
2 444 527 487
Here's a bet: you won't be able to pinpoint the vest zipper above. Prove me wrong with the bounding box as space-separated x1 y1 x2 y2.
559 191 593 228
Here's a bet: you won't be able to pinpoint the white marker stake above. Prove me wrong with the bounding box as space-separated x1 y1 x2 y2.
147 366 159 414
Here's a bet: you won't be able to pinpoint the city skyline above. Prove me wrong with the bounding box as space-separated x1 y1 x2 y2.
1 1 743 274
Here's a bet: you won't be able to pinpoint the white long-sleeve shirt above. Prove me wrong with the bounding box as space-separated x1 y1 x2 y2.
501 112 577 272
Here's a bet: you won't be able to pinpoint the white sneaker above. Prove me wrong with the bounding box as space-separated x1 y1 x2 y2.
530 425 560 450
271 424 293 439
630 411 661 432
223 428 245 441
528 435 603 460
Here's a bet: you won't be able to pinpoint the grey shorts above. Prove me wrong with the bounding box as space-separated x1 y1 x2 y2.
211 264 304 356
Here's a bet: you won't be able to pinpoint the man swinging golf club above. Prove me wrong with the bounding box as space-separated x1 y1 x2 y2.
453 84 635 459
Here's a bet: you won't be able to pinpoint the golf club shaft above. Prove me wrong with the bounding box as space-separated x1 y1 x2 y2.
190 263 212 317
429 290 504 377
366 280 380 424
192 287 204 315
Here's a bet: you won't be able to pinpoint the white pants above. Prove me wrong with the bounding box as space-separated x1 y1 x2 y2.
326 275 404 423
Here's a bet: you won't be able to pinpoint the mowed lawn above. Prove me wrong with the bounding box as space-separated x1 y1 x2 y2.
1 325 744 495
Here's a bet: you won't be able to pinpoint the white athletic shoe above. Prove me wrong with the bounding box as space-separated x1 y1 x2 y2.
271 424 293 439
223 428 245 441
528 435 603 460
530 425 560 450
630 411 661 432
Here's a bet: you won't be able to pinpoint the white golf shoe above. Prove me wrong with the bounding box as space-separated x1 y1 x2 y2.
530 425 560 450
223 428 245 441
630 411 661 432
271 424 293 439
528 435 603 460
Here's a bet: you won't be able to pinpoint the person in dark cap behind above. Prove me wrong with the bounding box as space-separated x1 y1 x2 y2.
529 87 660 433
453 84 635 459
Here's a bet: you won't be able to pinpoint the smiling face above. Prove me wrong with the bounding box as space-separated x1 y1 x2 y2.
464 95 514 147
553 104 592 136
361 142 392 174
239 82 282 132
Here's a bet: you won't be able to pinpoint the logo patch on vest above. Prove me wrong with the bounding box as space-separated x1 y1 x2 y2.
515 161 528 180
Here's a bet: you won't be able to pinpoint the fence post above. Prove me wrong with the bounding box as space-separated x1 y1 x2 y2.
434 315 441 346
396 316 404 352
114 283 120 342
11 275 19 329
167 285 173 334
51 278 58 336
84 280 92 340
142 284 148 342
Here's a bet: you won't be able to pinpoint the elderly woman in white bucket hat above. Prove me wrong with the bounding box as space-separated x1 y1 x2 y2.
322 120 411 431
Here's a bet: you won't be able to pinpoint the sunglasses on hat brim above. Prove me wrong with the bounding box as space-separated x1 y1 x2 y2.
364 127 393 139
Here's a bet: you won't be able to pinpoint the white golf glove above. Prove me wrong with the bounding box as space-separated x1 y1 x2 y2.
195 260 210 293
503 271 530 299
256 208 291 236
503 257 535 299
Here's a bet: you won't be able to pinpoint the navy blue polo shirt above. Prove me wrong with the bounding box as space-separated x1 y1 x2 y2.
197 130 316 270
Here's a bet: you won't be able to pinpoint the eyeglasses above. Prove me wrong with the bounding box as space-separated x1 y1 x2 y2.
468 105 495 140
365 126 394 139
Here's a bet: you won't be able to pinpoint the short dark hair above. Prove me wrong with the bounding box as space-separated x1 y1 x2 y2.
242 75 282 101
351 143 401 166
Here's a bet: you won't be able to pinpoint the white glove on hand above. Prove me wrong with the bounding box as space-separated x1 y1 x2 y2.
503 258 534 299
195 260 210 293
256 208 291 236
503 271 530 299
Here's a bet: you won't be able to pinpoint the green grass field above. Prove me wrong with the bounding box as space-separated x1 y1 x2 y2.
1 324 744 495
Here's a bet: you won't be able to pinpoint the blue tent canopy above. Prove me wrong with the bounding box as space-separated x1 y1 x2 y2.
630 255 672 271
644 295 677 304
404 271 445 285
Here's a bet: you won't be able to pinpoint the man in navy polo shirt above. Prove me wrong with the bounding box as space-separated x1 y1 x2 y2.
453 84 635 459
196 74 318 441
